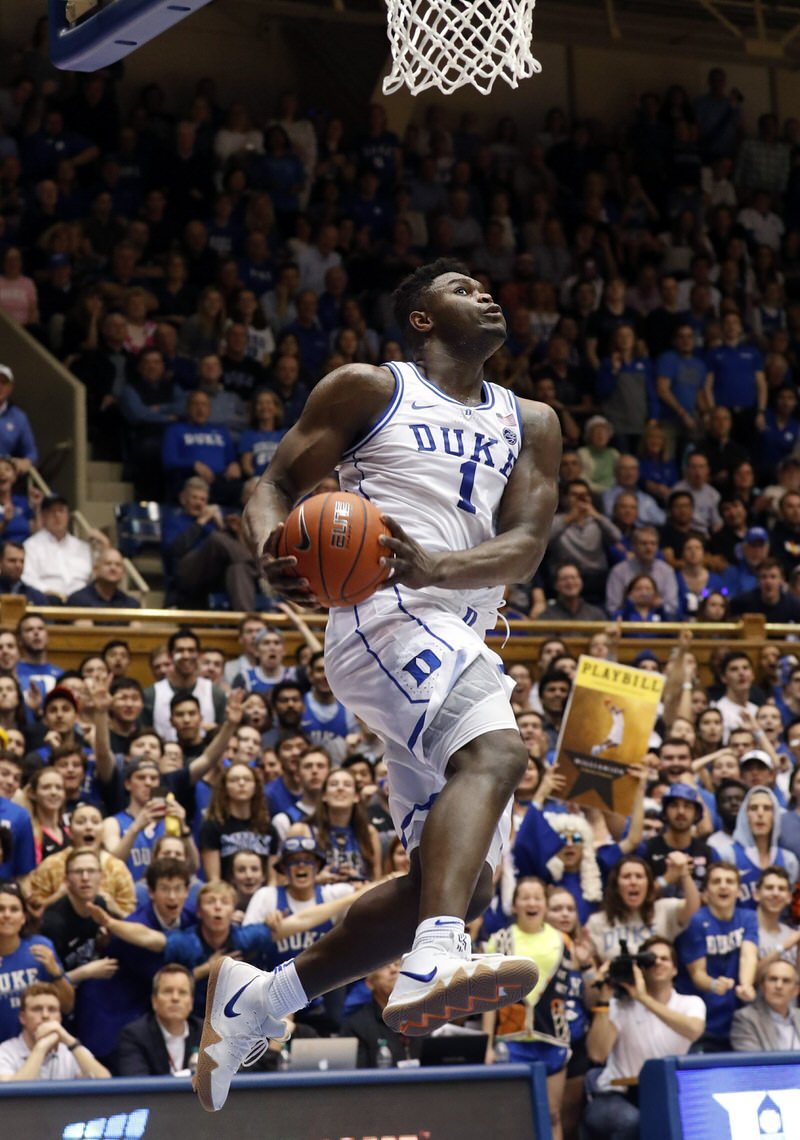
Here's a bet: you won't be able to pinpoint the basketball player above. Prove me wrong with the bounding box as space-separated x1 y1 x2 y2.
194 259 561 1111
590 698 626 756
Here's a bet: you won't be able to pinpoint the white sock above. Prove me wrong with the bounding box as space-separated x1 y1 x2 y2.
412 915 465 951
268 960 309 1019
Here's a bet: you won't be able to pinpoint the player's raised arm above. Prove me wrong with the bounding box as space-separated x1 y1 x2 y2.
242 363 394 593
381 398 561 591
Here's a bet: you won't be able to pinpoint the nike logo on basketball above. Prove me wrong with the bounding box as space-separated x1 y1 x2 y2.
399 967 437 983
411 401 436 410
224 978 256 1018
294 504 312 552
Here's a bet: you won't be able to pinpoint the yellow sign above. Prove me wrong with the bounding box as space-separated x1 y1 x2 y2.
553 656 664 815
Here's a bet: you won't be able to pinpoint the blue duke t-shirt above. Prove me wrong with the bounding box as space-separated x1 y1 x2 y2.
677 904 758 1038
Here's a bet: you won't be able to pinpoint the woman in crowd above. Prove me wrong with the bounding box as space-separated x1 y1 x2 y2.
586 855 699 961
675 533 727 617
311 768 382 883
24 766 70 864
484 878 572 1140
238 389 285 478
0 883 73 1042
199 762 279 883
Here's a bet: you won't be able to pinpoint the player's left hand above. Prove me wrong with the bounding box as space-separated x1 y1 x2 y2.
379 515 442 589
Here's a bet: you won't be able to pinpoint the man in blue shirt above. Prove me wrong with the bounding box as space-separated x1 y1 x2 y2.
15 612 62 696
0 793 35 879
0 365 38 472
656 323 707 442
161 390 241 504
704 312 767 444
677 861 758 1051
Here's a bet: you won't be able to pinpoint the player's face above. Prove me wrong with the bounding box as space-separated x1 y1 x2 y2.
424 273 507 347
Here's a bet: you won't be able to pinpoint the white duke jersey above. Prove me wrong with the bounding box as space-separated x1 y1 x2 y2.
337 360 524 617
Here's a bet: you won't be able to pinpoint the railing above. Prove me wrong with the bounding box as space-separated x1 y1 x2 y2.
0 601 789 687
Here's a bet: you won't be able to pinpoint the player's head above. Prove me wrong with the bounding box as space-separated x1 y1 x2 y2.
392 259 506 355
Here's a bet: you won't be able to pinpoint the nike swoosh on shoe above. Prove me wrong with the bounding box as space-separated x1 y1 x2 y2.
399 967 438 983
223 978 257 1018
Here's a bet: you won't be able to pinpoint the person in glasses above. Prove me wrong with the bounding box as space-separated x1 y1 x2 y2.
244 830 357 1033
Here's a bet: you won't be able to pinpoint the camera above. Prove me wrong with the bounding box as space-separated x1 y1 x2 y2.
608 939 657 989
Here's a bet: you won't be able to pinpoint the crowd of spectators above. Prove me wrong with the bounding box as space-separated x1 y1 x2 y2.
3 16 800 1140
1 31 800 612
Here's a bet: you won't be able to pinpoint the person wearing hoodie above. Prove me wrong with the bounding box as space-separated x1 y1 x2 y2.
730 785 799 908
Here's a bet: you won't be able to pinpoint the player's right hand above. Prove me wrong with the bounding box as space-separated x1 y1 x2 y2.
260 523 318 605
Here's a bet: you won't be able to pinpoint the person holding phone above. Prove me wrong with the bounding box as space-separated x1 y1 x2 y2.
102 758 188 882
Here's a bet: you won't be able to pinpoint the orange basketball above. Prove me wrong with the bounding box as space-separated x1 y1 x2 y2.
277 491 392 607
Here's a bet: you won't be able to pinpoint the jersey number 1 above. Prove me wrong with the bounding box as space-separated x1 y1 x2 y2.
457 460 477 514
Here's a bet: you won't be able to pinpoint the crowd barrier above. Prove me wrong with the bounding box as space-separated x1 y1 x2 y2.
640 1050 800 1140
0 1063 550 1139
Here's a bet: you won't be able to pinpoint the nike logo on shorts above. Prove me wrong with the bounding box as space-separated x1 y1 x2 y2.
224 978 256 1018
399 967 438 983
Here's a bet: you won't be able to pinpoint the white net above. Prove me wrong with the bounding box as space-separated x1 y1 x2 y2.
383 0 541 97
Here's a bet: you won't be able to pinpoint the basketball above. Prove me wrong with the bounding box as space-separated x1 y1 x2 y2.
277 491 392 608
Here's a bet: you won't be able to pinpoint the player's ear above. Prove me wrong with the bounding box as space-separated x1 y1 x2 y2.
409 308 433 335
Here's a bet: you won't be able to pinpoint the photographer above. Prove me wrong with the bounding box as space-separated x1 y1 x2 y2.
583 937 705 1140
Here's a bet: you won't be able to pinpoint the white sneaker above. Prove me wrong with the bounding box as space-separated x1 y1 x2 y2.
382 930 538 1037
193 957 291 1112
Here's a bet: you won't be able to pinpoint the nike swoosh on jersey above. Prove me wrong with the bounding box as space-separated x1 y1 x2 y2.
293 504 312 552
411 401 436 410
399 967 438 983
223 977 257 1018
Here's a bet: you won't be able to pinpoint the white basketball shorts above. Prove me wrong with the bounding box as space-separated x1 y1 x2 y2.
325 586 518 870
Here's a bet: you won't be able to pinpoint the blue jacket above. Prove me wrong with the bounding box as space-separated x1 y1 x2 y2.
0 404 37 463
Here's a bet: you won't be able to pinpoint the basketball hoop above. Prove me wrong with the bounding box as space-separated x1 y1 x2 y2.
382 0 541 97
